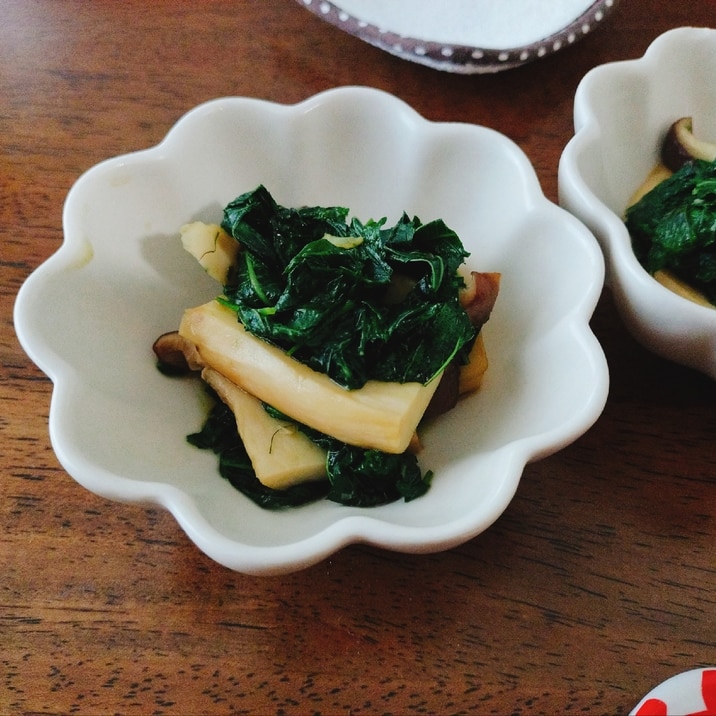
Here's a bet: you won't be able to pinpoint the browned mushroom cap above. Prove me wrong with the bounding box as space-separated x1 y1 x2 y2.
661 117 716 172
459 271 501 328
152 331 203 375
422 362 460 420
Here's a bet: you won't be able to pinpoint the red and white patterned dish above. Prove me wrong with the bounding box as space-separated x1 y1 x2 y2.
631 668 716 716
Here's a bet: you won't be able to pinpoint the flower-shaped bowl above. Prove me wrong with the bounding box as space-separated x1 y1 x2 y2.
15 87 608 575
559 27 716 379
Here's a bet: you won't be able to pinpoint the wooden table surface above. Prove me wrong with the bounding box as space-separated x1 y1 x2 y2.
2 1 715 714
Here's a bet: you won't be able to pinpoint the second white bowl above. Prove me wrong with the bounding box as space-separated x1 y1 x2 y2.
559 27 716 379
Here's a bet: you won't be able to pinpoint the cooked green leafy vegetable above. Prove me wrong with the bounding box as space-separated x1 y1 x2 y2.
188 392 430 509
175 186 486 509
262 404 431 506
626 159 716 305
219 185 476 389
187 397 329 509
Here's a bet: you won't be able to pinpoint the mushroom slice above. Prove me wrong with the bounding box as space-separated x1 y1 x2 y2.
459 271 501 327
661 117 716 172
654 270 714 309
152 331 204 375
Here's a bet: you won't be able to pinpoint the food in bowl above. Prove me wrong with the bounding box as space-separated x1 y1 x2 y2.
14 88 608 574
153 185 500 509
625 118 716 309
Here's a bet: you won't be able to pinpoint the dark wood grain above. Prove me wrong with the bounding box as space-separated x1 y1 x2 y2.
2 1 715 714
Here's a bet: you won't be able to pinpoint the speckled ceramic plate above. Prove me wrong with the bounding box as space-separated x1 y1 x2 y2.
297 0 620 73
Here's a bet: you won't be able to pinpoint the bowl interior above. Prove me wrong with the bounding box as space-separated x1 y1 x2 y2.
572 31 716 220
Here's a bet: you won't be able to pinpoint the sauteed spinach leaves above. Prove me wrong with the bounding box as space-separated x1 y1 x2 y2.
185 186 477 509
188 396 430 510
626 158 716 305
187 398 329 510
219 185 476 389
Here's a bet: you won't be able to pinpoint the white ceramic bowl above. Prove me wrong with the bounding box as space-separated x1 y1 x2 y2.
559 27 716 380
14 87 608 575
297 0 620 74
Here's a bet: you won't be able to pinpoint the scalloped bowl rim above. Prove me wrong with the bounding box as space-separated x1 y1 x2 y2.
558 27 716 379
14 87 608 575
